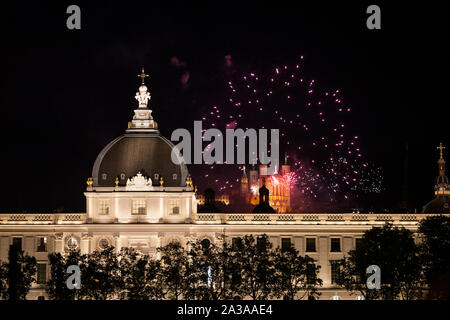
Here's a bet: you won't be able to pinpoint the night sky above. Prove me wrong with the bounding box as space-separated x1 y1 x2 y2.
1 1 448 212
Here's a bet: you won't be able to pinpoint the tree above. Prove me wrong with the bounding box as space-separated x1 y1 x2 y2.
118 247 162 300
336 223 424 300
0 260 7 298
46 249 85 300
418 215 450 299
0 250 37 300
232 235 278 300
273 245 322 300
186 238 237 300
157 241 192 300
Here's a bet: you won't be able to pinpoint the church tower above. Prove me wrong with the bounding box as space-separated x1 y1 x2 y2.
435 142 450 196
240 166 249 196
422 142 450 213
281 152 291 176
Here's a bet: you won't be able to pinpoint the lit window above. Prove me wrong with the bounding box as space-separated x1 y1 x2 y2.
98 200 110 215
357 295 365 300
330 238 341 252
172 173 177 180
102 173 107 180
66 237 78 250
37 237 47 252
120 173 126 180
281 238 291 252
169 199 180 214
332 295 340 300
37 264 47 284
154 173 159 181
306 238 316 252
132 200 146 215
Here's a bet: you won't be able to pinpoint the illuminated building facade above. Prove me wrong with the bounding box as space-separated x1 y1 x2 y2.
0 73 448 300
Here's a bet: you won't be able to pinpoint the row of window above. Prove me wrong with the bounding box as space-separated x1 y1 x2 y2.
11 237 48 252
101 173 179 181
98 199 181 215
232 237 362 253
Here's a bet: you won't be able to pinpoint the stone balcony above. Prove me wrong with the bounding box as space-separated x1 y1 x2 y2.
0 213 87 225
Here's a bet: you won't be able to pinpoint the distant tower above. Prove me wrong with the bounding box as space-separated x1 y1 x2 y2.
435 142 449 196
240 166 249 196
281 152 291 176
249 162 259 190
422 142 450 213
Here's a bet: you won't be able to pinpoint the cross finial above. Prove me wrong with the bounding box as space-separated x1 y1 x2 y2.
138 67 149 84
437 142 446 159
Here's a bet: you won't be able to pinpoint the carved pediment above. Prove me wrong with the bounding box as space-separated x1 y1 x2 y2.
126 172 153 191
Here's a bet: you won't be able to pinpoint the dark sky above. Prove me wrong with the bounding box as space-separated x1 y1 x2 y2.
0 1 448 212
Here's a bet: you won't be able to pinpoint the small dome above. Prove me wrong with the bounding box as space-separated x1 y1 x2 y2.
422 195 450 213
92 132 188 187
139 85 148 93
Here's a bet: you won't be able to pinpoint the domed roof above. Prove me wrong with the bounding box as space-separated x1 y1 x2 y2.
92 133 188 187
422 195 450 213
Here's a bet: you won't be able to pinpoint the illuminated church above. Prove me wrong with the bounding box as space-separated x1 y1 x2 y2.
240 157 291 213
0 70 448 300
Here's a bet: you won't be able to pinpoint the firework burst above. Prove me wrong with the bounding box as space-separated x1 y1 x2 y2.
194 56 383 207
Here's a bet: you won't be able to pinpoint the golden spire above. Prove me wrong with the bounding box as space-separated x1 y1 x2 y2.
159 176 164 187
437 142 446 159
138 67 149 84
115 177 119 187
86 177 93 187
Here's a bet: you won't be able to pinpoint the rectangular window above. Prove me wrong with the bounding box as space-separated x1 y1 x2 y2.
37 237 47 252
256 237 266 251
37 264 47 284
281 238 291 252
306 263 316 285
132 200 146 215
169 199 180 214
12 237 22 250
306 238 316 252
330 238 341 252
355 238 363 250
232 237 242 250
98 200 110 215
330 260 341 284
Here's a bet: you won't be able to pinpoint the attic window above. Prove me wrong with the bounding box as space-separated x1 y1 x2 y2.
172 173 177 180
120 173 126 180
102 173 107 180
154 173 159 180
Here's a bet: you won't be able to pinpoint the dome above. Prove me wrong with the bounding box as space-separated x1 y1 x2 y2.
422 195 450 213
92 132 188 187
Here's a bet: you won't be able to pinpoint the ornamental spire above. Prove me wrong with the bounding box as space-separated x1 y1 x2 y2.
135 67 151 108
437 142 446 160
138 67 149 84
126 67 159 133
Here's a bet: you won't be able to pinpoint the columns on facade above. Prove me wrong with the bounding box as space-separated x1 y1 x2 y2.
54 233 64 253
80 233 92 254
318 236 330 286
113 233 121 253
